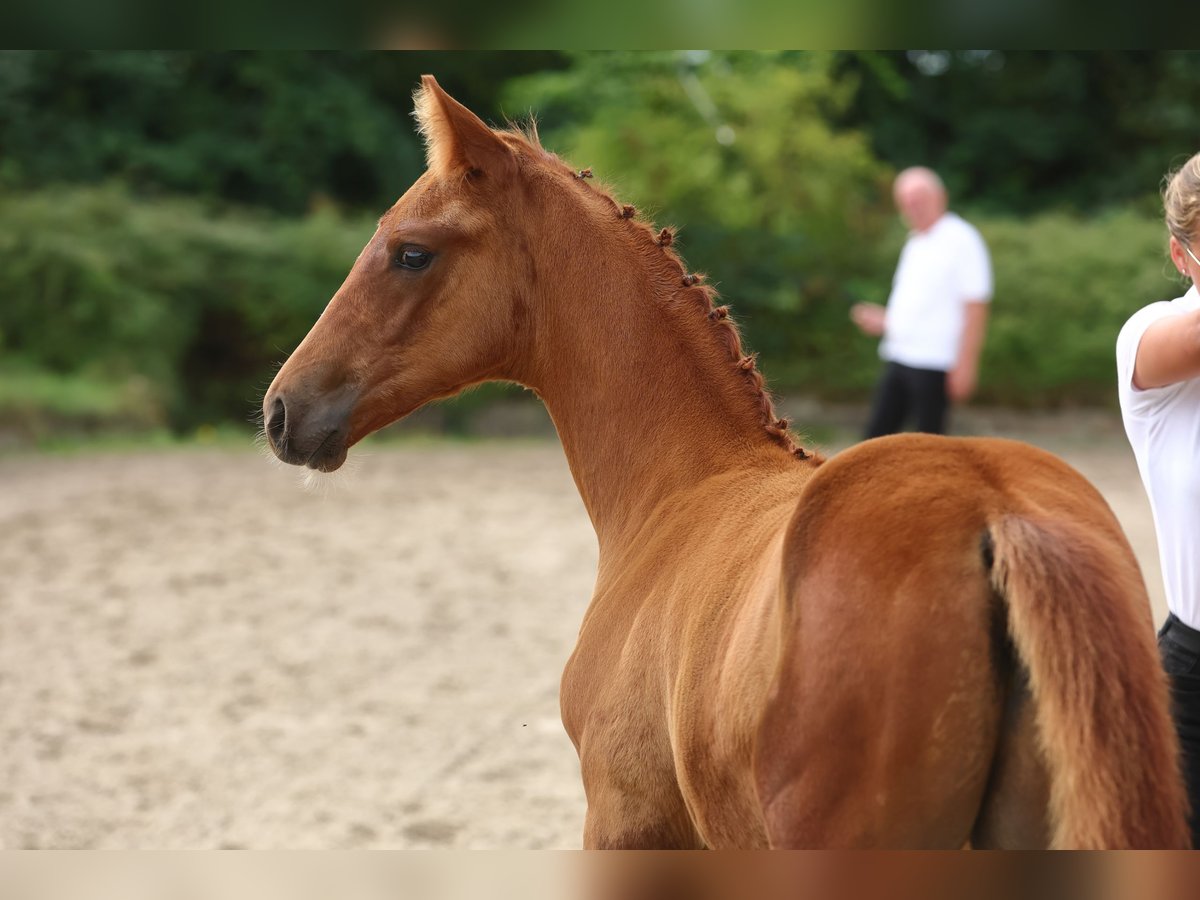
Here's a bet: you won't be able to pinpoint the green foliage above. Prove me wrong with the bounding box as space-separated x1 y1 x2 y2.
0 364 156 418
835 51 1200 216
0 52 411 213
0 51 566 214
0 185 374 429
977 210 1178 406
0 188 1172 437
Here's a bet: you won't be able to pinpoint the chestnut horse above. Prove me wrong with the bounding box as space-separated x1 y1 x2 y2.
262 76 1188 848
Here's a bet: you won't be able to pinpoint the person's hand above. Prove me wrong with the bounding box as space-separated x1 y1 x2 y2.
850 302 886 337
947 363 977 403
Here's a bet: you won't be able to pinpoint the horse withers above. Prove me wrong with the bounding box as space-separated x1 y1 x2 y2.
262 76 1188 849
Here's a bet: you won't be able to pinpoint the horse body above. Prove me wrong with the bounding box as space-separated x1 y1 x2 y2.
569 433 1177 849
262 76 1189 848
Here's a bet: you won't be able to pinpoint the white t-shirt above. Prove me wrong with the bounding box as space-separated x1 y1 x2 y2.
1116 286 1200 629
881 212 993 371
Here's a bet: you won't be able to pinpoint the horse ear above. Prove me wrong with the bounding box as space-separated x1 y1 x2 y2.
414 75 516 179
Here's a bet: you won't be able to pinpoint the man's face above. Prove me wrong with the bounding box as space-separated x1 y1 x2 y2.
894 180 944 233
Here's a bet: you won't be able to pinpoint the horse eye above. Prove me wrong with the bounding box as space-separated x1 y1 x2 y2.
396 247 432 270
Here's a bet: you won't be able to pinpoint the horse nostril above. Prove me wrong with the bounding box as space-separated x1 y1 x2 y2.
266 395 287 451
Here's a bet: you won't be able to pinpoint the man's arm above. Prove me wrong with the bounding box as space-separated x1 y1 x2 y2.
851 302 886 337
948 301 989 403
1133 311 1200 390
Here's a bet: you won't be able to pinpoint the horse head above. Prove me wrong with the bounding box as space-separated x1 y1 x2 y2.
263 76 548 471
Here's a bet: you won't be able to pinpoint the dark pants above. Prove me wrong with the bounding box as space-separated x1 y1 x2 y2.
1159 613 1200 847
863 361 949 439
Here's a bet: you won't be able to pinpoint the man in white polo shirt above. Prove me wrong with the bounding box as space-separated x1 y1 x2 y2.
851 167 993 439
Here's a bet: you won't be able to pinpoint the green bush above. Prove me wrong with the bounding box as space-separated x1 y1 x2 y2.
0 190 1182 440
0 185 374 429
0 365 162 442
771 209 1179 408
975 210 1178 406
751 209 1178 407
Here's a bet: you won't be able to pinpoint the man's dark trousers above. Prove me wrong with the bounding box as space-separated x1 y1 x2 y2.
863 360 949 439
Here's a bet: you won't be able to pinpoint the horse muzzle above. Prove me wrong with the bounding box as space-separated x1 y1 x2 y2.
263 386 356 472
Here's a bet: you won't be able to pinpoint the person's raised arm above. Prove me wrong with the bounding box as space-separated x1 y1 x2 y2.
1133 311 1200 390
1135 231 1200 390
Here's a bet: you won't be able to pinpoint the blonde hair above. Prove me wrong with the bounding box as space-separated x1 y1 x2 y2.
1163 152 1200 245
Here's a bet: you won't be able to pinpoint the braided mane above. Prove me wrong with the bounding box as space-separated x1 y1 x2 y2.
503 126 821 465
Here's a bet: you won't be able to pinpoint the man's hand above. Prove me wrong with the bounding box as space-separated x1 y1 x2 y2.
947 363 977 403
851 302 886 337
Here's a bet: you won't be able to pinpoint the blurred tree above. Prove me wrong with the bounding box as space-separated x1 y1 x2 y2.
834 51 1200 215
0 51 566 213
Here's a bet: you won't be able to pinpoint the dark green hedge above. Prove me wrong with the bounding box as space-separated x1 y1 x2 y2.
0 187 1183 437
976 211 1179 406
0 186 374 430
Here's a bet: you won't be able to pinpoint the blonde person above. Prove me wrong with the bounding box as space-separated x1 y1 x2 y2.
1117 151 1200 845
852 167 992 439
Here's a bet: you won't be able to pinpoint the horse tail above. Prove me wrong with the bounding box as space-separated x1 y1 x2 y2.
987 514 1190 848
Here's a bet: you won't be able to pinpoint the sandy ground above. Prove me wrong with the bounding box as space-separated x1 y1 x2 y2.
0 426 1166 849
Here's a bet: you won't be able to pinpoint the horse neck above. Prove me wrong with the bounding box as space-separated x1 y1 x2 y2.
510 207 796 554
